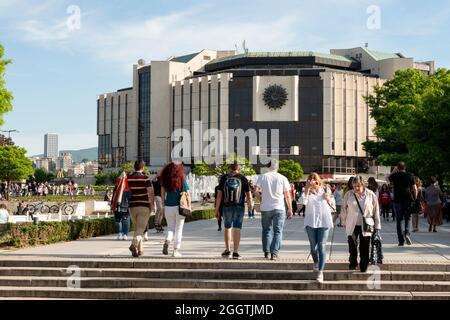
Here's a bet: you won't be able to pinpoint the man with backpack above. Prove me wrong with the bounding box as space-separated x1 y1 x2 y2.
215 163 254 260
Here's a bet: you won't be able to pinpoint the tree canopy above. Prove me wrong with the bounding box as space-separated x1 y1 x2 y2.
0 44 13 125
278 159 304 182
0 146 33 184
363 68 450 182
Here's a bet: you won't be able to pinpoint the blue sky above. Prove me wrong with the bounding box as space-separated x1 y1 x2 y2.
1 0 449 156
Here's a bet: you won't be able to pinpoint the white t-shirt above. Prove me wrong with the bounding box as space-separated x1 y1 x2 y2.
0 209 10 224
256 171 291 212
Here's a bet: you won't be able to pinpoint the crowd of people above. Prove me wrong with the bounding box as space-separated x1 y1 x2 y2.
109 159 448 284
0 181 95 199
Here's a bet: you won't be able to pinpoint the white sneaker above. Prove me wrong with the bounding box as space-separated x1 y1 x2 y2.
116 233 122 240
316 271 324 283
313 263 319 272
172 249 182 258
122 234 128 241
143 232 149 241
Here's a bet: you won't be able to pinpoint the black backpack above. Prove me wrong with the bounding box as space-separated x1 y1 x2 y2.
223 175 243 206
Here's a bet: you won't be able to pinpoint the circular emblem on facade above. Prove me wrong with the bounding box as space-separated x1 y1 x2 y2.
262 84 288 110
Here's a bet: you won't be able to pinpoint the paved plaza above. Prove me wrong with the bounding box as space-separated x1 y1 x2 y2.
1 212 448 264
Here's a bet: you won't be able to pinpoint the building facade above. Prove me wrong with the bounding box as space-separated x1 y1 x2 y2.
44 133 58 160
97 47 434 174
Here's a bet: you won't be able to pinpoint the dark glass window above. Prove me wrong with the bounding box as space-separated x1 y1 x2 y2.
138 69 151 164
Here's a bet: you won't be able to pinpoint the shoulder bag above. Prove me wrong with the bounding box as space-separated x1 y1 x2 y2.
179 182 192 218
354 193 375 233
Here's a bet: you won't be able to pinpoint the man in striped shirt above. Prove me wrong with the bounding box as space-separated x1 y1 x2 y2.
127 160 155 257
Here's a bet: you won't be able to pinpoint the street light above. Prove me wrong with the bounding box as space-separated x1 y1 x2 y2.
0 129 19 138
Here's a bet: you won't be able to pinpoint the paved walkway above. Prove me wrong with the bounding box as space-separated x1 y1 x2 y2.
1 212 449 263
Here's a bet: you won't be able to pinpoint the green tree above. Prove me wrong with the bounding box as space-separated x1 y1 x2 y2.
363 68 450 181
0 44 13 125
0 146 33 199
34 168 49 183
94 173 108 185
278 160 304 182
81 158 89 163
121 162 150 175
214 154 256 177
192 161 214 176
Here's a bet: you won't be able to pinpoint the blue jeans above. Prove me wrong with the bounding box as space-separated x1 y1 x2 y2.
261 210 286 256
114 212 130 235
223 206 245 229
305 226 330 271
394 201 412 244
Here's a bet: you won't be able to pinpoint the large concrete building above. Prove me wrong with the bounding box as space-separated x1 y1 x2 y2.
97 47 434 174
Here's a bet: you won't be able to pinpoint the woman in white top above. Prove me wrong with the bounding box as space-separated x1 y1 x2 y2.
300 173 334 283
0 203 10 224
341 176 381 273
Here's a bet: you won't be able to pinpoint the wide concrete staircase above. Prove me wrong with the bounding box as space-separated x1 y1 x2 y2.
0 257 449 300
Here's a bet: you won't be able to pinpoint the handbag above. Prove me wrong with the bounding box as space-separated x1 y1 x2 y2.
354 193 375 233
178 183 192 217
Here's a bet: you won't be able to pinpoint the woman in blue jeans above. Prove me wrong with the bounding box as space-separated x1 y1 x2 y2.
300 173 334 283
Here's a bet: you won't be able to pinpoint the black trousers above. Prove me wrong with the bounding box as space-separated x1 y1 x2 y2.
348 225 371 272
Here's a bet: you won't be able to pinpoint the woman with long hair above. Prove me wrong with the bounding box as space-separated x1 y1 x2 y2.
424 177 443 233
300 173 334 283
411 177 424 232
160 162 190 257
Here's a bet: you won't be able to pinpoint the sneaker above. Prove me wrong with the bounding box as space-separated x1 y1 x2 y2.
270 253 278 261
313 263 319 272
129 244 139 258
116 233 122 240
349 264 358 270
162 241 169 255
398 243 405 247
232 252 242 260
221 250 231 258
405 234 412 245
217 227 222 231
122 234 128 241
316 271 324 283
264 252 270 259
172 249 182 258
143 232 149 241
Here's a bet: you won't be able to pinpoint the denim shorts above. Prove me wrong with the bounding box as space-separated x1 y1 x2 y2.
223 206 245 229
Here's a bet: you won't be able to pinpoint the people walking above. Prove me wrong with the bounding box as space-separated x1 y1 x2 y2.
152 174 164 233
379 184 392 221
215 181 224 231
127 160 155 257
341 176 381 273
411 177 424 232
255 160 293 261
0 203 10 224
300 173 334 283
424 177 443 232
248 180 257 219
215 163 253 260
388 162 417 246
112 180 131 241
161 162 190 257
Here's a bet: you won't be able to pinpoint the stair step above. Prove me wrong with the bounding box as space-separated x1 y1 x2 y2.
0 267 448 281
0 286 449 300
0 258 448 272
0 276 449 292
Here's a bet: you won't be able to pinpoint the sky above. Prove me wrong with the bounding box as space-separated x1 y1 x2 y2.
1 0 449 156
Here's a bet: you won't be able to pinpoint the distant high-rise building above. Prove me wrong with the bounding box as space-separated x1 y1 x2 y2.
44 133 58 160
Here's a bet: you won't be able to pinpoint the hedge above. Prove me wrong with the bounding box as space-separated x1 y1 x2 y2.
0 208 215 249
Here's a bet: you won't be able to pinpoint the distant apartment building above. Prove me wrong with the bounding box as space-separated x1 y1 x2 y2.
34 157 52 171
44 133 59 160
55 152 73 171
97 46 434 174
85 162 99 175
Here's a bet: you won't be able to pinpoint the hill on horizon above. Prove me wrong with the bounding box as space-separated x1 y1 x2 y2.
32 147 98 163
